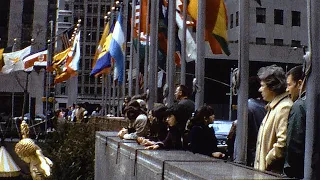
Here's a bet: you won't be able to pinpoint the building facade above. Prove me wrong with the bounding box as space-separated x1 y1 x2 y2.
0 0 54 117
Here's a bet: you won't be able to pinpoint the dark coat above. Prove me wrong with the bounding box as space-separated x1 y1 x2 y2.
189 124 218 156
247 98 267 166
284 92 306 179
157 126 182 150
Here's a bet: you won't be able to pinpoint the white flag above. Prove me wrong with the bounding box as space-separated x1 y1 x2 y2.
2 46 31 74
69 31 81 72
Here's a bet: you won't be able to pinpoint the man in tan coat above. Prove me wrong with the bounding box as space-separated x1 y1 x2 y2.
254 65 293 173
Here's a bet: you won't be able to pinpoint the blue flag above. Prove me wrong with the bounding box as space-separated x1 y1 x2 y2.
110 9 125 83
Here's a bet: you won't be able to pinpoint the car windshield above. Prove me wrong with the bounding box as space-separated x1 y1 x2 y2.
209 120 233 135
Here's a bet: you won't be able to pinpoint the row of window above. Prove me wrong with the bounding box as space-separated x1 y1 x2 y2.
229 8 301 29
256 38 301 47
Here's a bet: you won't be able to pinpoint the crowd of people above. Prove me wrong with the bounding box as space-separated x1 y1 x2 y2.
116 63 307 179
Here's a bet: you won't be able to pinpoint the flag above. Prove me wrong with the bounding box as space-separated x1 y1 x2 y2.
110 10 125 83
68 31 81 73
23 49 48 71
0 48 4 71
176 0 197 62
1 46 31 74
47 47 71 72
92 22 110 66
54 31 81 84
90 22 114 77
159 0 181 66
60 27 74 49
188 0 230 55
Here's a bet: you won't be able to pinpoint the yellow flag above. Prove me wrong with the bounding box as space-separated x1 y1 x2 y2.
0 48 4 71
93 22 110 67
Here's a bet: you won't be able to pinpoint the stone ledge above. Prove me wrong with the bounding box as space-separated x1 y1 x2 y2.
95 131 291 180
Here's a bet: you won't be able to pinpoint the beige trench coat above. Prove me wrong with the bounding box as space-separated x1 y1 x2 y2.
254 92 293 171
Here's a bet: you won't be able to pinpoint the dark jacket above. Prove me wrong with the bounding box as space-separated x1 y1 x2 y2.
148 119 167 142
247 98 267 166
189 124 218 156
284 92 306 179
157 126 182 150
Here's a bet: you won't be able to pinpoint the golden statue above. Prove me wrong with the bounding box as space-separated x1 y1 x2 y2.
15 120 53 180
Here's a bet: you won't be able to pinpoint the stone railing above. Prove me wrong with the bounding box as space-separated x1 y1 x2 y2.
95 131 291 180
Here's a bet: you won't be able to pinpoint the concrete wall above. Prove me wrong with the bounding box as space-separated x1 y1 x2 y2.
95 131 290 180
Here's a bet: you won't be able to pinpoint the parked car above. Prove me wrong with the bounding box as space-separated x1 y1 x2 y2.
209 120 233 151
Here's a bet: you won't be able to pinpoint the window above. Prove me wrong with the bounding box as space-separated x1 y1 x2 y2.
230 14 234 29
86 18 92 26
274 9 283 25
63 17 69 22
236 11 239 26
97 87 102 94
84 87 89 94
90 87 95 94
85 59 91 70
91 31 97 41
87 4 92 13
256 38 266 45
292 11 301 26
274 39 283 46
291 40 301 47
256 8 266 23
93 5 98 13
65 4 69 10
61 86 66 95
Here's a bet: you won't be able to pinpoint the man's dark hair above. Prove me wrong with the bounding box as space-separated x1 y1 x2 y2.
178 84 189 97
287 65 304 83
258 65 286 95
249 76 262 99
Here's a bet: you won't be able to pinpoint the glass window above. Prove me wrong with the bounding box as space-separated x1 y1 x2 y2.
61 86 66 95
256 38 266 45
230 14 234 29
256 8 266 23
90 87 94 94
84 87 89 94
274 39 284 46
97 87 102 94
87 4 93 13
85 59 91 70
291 40 301 47
91 31 97 41
274 9 283 25
292 11 301 26
236 11 239 26
93 5 98 13
86 18 92 26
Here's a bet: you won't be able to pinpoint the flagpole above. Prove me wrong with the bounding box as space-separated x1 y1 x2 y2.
45 20 54 132
194 0 205 110
234 0 250 164
166 0 176 107
135 0 141 95
147 0 158 110
111 0 117 116
304 0 320 178
129 0 136 97
180 0 187 85
143 0 150 92
122 0 129 111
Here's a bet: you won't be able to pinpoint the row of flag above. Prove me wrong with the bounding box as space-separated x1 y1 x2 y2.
0 23 81 85
0 46 47 74
90 8 125 84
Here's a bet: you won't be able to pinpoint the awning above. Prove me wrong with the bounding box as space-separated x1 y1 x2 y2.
0 146 20 177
